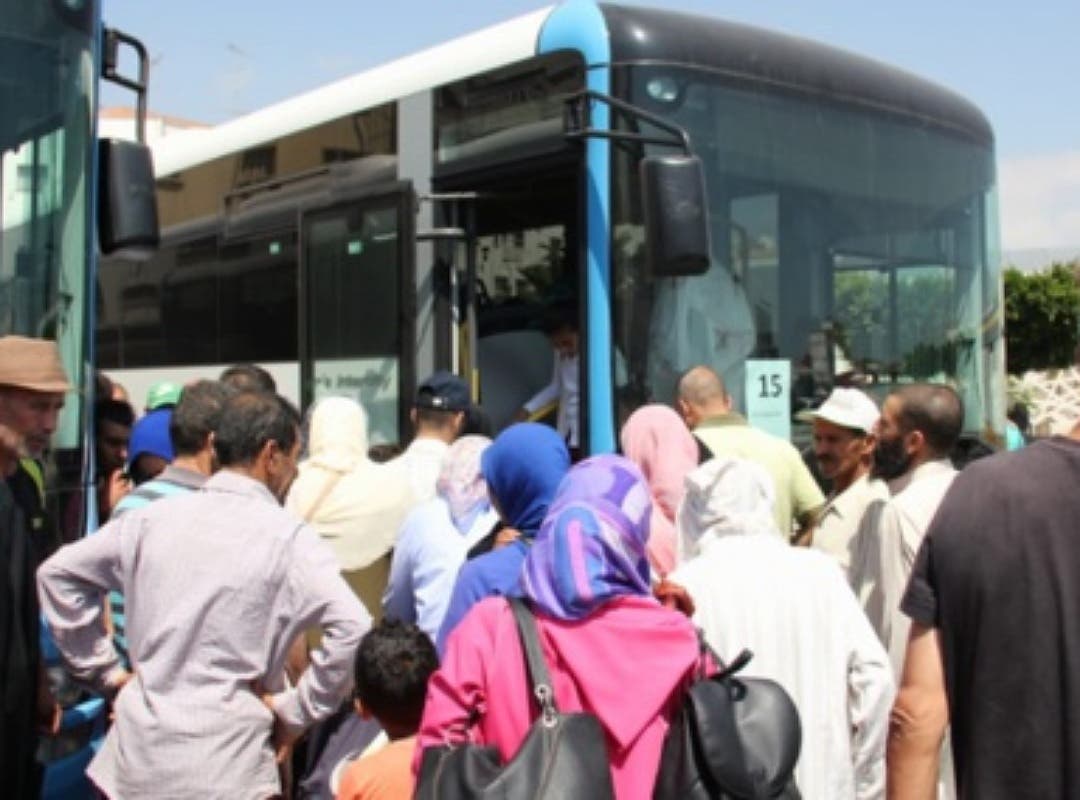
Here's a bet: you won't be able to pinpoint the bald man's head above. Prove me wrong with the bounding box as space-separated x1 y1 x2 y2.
675 366 732 428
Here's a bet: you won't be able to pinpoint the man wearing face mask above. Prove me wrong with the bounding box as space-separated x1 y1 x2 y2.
38 391 368 799
848 383 961 677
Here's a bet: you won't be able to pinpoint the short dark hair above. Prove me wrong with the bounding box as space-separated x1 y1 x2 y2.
354 618 438 731
893 384 963 456
415 404 461 432
170 380 234 456
461 405 493 437
540 302 577 336
219 363 277 394
1007 401 1030 432
94 371 115 403
96 398 135 429
213 392 300 467
368 443 403 463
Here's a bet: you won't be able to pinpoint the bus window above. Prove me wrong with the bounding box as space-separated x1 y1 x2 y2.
301 195 411 445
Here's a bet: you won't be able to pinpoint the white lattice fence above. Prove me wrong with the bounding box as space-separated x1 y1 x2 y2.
1012 367 1080 436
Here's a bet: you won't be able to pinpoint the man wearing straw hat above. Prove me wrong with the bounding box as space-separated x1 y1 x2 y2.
0 335 71 561
0 335 69 798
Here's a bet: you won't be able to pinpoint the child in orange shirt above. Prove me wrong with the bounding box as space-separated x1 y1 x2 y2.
336 619 438 800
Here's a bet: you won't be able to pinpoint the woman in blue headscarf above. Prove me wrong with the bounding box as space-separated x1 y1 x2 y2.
435 423 569 652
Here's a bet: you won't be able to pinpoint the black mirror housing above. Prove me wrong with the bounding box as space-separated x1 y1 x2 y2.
98 138 159 255
640 154 711 277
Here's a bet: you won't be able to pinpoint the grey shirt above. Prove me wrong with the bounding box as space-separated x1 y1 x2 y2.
38 470 369 799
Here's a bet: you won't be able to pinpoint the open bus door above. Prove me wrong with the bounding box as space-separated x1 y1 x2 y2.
298 185 415 447
430 163 581 437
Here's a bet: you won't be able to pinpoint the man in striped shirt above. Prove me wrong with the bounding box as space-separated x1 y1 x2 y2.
107 380 232 666
112 380 229 514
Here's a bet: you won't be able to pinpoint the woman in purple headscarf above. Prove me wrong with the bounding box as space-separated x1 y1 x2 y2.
416 455 705 800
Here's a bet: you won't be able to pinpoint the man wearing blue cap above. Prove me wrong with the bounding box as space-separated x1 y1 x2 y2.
124 408 175 487
392 371 471 504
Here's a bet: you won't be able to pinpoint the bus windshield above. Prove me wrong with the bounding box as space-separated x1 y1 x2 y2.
613 64 1003 440
1 2 96 450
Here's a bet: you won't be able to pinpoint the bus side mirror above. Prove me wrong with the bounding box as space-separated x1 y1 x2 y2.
640 153 711 277
98 138 159 255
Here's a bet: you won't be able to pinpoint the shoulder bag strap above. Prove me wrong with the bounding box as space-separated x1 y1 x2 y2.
297 469 346 523
508 597 560 723
696 628 754 681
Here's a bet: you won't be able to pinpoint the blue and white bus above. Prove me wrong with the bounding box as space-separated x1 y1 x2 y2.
100 0 1005 452
2 2 156 795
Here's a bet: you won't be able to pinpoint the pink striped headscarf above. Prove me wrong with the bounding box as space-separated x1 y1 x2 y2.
436 435 492 533
620 404 700 576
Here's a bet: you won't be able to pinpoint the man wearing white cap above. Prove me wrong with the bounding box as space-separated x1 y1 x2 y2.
809 388 888 570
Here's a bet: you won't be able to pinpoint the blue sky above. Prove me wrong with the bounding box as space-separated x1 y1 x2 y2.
100 0 1080 254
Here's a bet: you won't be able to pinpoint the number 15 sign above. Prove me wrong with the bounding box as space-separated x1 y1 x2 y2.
744 359 791 440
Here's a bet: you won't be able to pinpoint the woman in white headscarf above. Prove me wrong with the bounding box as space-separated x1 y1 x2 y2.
286 396 413 619
670 457 894 800
382 435 499 642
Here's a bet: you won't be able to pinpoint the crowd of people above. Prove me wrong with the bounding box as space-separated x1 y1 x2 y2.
3 332 1080 800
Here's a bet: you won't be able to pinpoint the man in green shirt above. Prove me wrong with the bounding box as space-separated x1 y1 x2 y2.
675 365 824 541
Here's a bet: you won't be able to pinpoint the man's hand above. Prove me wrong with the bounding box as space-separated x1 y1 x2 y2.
105 469 131 513
791 526 814 547
653 578 696 617
255 683 299 764
494 527 521 549
36 666 61 736
102 668 134 721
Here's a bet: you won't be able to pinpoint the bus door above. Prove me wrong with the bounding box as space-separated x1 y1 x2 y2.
298 185 415 446
434 163 581 435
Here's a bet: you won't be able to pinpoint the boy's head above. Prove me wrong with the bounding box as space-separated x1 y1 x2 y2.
353 618 439 736
541 303 579 359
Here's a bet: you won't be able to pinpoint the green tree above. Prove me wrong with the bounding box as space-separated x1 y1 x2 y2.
833 268 957 378
1004 262 1080 374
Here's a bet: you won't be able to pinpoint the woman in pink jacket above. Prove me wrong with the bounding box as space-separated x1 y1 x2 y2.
415 455 704 799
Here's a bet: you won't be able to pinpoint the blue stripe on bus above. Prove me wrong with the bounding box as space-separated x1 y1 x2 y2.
538 0 615 454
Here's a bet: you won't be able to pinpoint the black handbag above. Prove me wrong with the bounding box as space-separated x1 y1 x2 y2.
415 597 614 800
653 641 802 800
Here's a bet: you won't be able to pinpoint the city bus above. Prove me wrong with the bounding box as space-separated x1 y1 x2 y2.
3 1 157 795
99 0 1005 452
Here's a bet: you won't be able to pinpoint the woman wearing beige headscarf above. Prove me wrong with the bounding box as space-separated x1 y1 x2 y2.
286 396 413 619
671 457 894 800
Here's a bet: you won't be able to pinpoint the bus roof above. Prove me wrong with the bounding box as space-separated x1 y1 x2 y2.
155 2 993 177
153 6 553 176
601 4 994 148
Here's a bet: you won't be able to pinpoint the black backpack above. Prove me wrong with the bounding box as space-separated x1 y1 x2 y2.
654 644 802 799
